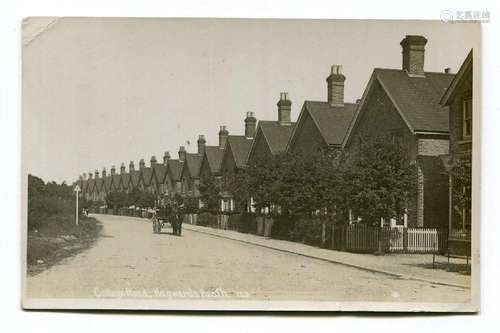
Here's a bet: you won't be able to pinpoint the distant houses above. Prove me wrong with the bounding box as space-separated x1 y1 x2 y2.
75 34 473 235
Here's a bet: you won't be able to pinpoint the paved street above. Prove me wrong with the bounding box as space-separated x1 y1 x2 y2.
26 214 470 303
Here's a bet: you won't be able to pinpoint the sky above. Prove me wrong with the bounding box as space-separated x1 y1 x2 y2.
22 18 480 184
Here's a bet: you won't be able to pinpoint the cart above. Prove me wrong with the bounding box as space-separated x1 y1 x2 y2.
152 208 170 234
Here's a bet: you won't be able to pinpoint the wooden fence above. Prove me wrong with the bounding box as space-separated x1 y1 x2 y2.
333 225 447 254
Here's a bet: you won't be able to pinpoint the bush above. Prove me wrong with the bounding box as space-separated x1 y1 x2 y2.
197 211 218 227
270 214 296 240
288 216 324 247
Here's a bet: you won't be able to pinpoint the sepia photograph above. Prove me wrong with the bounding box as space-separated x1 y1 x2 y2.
21 17 480 311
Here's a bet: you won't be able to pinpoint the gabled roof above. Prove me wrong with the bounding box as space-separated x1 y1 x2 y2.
226 135 253 168
204 146 224 174
95 178 104 192
129 171 141 188
345 68 455 146
86 179 95 192
256 121 296 155
289 101 357 149
184 153 202 178
375 69 454 133
103 176 113 192
120 173 130 190
140 167 153 186
441 50 473 106
152 164 168 184
112 174 122 191
166 159 182 182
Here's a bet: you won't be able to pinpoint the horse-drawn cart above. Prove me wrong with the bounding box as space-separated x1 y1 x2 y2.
152 208 170 233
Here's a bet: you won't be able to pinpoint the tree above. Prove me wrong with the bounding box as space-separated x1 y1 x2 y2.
341 136 417 226
450 155 472 230
199 175 222 213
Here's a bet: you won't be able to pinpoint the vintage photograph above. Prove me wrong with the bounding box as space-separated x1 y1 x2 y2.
22 17 479 311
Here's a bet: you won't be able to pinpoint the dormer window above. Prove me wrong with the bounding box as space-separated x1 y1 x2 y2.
462 97 472 139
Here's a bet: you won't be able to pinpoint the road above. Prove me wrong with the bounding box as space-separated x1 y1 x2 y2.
26 214 470 303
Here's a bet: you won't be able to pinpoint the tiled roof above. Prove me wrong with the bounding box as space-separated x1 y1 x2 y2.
227 135 253 168
120 173 130 189
112 174 122 190
204 146 224 174
441 50 472 106
303 101 358 146
374 68 455 132
258 121 296 155
86 179 95 192
185 153 202 178
95 178 104 191
153 164 168 184
167 160 182 181
103 176 113 192
129 171 141 188
140 167 153 186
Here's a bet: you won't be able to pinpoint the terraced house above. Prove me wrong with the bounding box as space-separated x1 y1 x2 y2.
286 65 357 154
343 35 455 229
219 113 256 214
247 93 296 163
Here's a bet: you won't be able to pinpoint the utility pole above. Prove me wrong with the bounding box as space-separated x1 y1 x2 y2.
74 185 81 225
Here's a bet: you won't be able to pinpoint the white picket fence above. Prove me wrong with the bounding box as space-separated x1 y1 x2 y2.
388 227 442 253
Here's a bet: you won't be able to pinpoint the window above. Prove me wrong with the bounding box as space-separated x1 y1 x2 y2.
462 98 472 139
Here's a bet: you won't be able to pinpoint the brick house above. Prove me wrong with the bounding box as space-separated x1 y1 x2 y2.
139 156 156 194
112 163 125 192
180 138 204 198
219 115 255 213
163 149 184 197
343 35 455 228
440 50 473 232
286 65 358 154
151 152 170 196
127 161 141 192
248 93 296 163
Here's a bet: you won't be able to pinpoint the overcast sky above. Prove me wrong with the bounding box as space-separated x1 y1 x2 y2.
22 18 479 184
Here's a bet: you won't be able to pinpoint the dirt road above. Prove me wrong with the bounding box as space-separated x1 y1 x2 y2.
26 214 470 303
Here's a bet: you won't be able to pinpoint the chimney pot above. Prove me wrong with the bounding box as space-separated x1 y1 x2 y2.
219 126 229 149
129 161 135 172
150 155 157 167
139 158 145 169
179 146 187 162
326 64 346 107
120 163 126 174
244 112 257 138
444 67 451 74
400 35 427 76
88 172 93 180
277 92 292 125
197 135 207 155
163 151 171 164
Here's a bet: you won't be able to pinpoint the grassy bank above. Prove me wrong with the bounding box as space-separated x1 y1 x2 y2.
27 215 102 276
27 174 102 276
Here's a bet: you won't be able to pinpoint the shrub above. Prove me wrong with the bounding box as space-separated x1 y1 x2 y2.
288 216 324 247
197 211 218 227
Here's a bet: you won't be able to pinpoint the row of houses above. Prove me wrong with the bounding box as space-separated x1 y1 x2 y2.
75 35 473 232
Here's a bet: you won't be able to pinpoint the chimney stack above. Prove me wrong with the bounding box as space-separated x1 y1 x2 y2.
277 92 292 125
110 165 116 176
94 170 99 179
129 161 135 172
102 167 107 178
139 158 146 170
326 65 346 107
400 35 427 77
219 126 229 149
120 163 126 174
83 172 87 180
150 156 157 167
444 67 451 74
179 146 187 162
197 135 207 155
88 172 93 180
163 151 171 165
244 112 257 138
